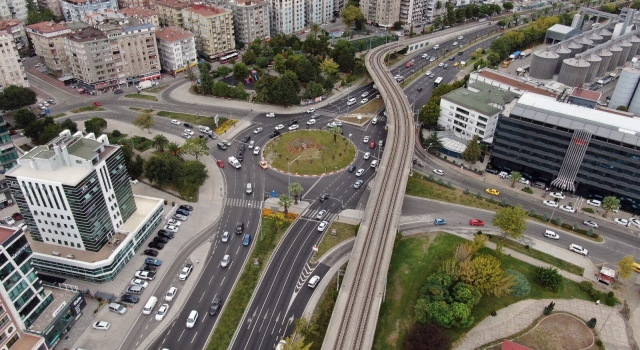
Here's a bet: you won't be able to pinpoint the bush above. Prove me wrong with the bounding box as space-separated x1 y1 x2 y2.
476 192 483 199
464 188 470 195
587 318 597 328
555 217 562 226
582 207 594 214
586 228 594 237
500 199 507 206
429 174 435 181
542 213 549 221
437 178 444 185
506 269 530 297
543 301 555 315
112 130 122 137
534 266 563 292
403 323 451 350
521 187 533 194
529 209 536 216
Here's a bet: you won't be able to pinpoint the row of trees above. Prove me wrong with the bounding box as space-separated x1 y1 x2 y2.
14 107 107 144
489 16 559 61
0 86 36 111
432 2 503 30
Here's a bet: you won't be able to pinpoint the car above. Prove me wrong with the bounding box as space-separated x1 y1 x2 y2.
34 62 43 67
135 270 156 281
237 152 244 162
583 220 598 228
559 205 576 213
453 62 459 67
429 57 436 62
253 146 261 155
369 141 376 149
186 310 199 328
259 161 269 169
173 214 188 221
334 120 343 126
316 210 327 220
221 254 231 267
209 298 223 316
430 74 436 78
216 159 225 168
587 199 601 207
93 101 102 107
155 303 169 321
549 192 565 200
236 222 245 235
569 244 588 256
242 234 251 246
417 87 423 92
543 230 560 239
181 133 192 139
362 91 370 98
158 230 174 239
171 120 180 125
269 130 280 138
114 89 124 94
370 160 378 168
327 122 336 128
486 188 500 196
217 142 228 150
148 241 164 250
458 51 464 55
433 169 444 176
348 165 356 173
179 264 193 280
11 213 22 221
167 219 181 227
184 122 193 128
312 113 321 119
218 230 230 243
360 98 369 104
92 321 111 331
176 209 190 216
305 118 317 126
164 225 179 233
3 216 15 226
629 218 640 228
452 42 458 46
165 287 178 302
317 221 328 232
354 168 367 177
288 124 299 131
320 193 330 202
266 112 275 118
308 275 321 288
354 180 364 189
614 218 629 226
143 249 158 257
347 99 357 106
145 258 162 266
362 152 370 160
121 294 140 304
307 108 316 113
443 63 449 68
458 35 464 39
438 62 444 67
130 279 149 288
363 136 370 143
543 200 558 208
434 218 447 225
275 124 285 130
129 177 139 184
433 44 440 49
469 219 484 226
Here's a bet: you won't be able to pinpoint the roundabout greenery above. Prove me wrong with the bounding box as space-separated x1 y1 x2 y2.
263 130 356 175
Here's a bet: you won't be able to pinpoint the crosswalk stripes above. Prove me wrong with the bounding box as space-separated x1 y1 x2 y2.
223 198 262 209
300 208 338 222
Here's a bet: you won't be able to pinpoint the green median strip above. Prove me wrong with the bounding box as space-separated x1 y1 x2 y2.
124 93 158 101
70 106 105 113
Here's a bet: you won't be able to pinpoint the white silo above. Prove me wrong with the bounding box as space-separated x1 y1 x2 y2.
608 45 623 71
596 48 613 77
628 36 640 58
589 32 603 45
610 66 640 110
584 53 603 82
567 41 583 56
575 37 593 52
554 46 572 74
618 40 633 66
599 28 613 42
558 58 591 86
530 50 559 79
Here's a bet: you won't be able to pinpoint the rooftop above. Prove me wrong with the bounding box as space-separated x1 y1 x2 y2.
28 287 78 333
475 69 557 97
25 21 69 34
0 19 22 30
0 226 18 246
570 87 602 102
156 26 193 41
156 0 192 9
442 81 518 116
6 332 42 350
184 4 229 16
120 7 158 17
548 24 577 35
67 26 107 42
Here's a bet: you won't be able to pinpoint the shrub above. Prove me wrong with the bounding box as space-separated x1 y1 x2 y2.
555 217 562 226
403 323 451 350
542 213 549 221
429 174 435 181
437 178 444 185
582 207 594 214
112 130 122 137
521 187 533 194
446 181 453 188
529 208 536 216
464 188 470 195
587 318 597 328
543 301 555 315
573 223 578 231
534 266 563 292
506 269 530 297
500 199 508 207
587 228 594 237
476 192 483 199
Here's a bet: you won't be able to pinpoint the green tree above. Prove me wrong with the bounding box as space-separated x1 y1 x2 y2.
39 122 62 144
278 194 294 217
0 86 37 111
617 255 636 279
330 40 356 73
329 126 342 144
242 49 257 65
180 137 209 160
129 154 144 179
256 56 270 68
423 131 443 153
340 5 364 27
601 196 620 218
487 52 502 66
232 62 250 82
632 0 640 9
167 142 180 157
198 62 214 94
13 108 37 129
493 205 528 240
506 269 531 297
503 1 514 10
84 117 107 136
176 160 209 197
26 0 56 24
144 153 180 186
534 266 563 292
152 134 169 152
186 66 197 84
133 111 154 133
418 101 440 126
275 71 301 106
461 135 482 164
302 82 324 99
216 65 232 78
320 57 340 76
459 254 514 296
273 54 287 74
509 171 522 188
281 331 312 350
60 118 78 133
289 182 304 204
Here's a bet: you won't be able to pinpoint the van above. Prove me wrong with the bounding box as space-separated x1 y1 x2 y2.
143 296 158 315
246 183 253 194
108 302 127 315
186 310 198 328
126 285 145 295
371 117 378 125
228 156 241 169
199 126 211 134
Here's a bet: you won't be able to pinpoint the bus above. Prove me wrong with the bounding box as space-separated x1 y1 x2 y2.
220 52 239 64
434 77 443 87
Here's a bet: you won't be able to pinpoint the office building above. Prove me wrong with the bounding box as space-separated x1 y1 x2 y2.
492 92 640 211
156 0 191 27
360 0 399 28
0 0 26 21
119 7 160 27
0 31 28 89
156 26 197 75
182 4 235 59
268 0 305 34
0 19 27 50
230 0 270 45
25 21 73 76
60 0 118 22
5 130 163 282
305 0 332 27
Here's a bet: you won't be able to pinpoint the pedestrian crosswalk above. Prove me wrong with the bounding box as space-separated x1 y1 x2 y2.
224 198 263 209
300 208 339 222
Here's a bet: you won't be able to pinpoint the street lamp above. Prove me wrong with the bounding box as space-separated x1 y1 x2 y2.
287 154 302 192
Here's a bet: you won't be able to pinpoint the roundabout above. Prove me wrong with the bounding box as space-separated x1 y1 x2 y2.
263 130 357 175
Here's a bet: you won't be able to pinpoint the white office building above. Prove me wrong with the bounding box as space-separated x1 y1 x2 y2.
0 0 26 21
156 26 197 75
305 0 332 26
0 31 28 89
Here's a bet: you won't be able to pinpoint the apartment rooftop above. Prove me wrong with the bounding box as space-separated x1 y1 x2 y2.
67 26 107 42
5 332 42 350
442 81 518 116
27 287 76 334
0 226 18 246
25 21 70 34
473 69 558 97
156 0 193 9
0 19 22 30
120 7 158 17
156 26 193 42
185 4 229 16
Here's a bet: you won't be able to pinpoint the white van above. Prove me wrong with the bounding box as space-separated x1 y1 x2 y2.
109 302 127 315
143 296 158 315
199 126 211 134
228 156 241 169
371 117 378 125
186 310 198 328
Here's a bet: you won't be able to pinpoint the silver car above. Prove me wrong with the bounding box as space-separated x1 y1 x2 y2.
221 254 231 267
221 231 230 243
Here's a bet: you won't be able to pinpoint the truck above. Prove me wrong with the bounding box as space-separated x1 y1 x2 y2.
596 73 618 87
405 61 414 68
520 49 532 58
502 60 511 68
136 80 155 91
597 266 616 285
509 51 521 59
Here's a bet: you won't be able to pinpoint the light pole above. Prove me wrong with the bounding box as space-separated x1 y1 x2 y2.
287 154 302 192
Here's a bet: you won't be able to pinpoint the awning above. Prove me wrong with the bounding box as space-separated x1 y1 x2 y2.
57 75 74 81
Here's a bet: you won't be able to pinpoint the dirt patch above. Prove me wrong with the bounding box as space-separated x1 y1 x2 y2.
513 313 594 350
285 138 322 160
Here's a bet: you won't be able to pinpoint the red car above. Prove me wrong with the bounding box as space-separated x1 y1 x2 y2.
369 142 376 149
93 101 102 106
216 160 224 168
469 219 485 226
12 213 23 221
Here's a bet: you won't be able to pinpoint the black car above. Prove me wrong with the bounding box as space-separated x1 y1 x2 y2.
319 193 330 202
237 152 244 162
242 135 251 143
485 168 499 175
114 89 124 94
148 241 165 250
120 294 140 304
143 249 158 257
458 51 464 55
236 222 245 235
288 119 298 126
417 87 423 92
176 209 190 216
239 144 246 152
449 56 455 61
209 298 223 316
153 236 169 244
143 264 158 272
348 165 356 172
269 130 280 138
217 143 228 150
179 205 193 211
184 122 193 128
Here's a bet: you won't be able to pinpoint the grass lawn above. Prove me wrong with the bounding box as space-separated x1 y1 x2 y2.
263 130 356 175
157 110 228 131
107 132 128 145
71 105 105 113
495 237 584 276
350 98 384 115
207 216 292 350
19 144 33 152
124 93 158 101
145 84 168 93
314 222 358 260
129 107 154 112
51 113 67 119
106 133 152 152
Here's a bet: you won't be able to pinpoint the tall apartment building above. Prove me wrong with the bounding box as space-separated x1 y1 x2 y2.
0 113 19 209
6 130 163 282
399 0 424 24
230 0 270 45
0 32 28 89
268 0 305 34
25 21 72 76
156 0 191 27
156 26 196 75
305 0 332 27
119 7 160 27
182 4 235 59
360 0 399 27
64 20 160 90
0 0 27 22
60 0 118 22
117 0 154 10
0 19 27 50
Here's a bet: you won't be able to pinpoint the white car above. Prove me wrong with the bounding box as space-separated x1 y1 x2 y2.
129 177 139 184
429 57 436 62
438 62 444 67
452 41 458 46
306 108 316 113
155 304 169 321
543 230 559 239
173 214 188 221
559 205 576 213
184 129 195 136
355 169 365 177
334 121 343 126
178 264 193 280
364 152 370 160
630 218 640 228
253 146 261 155
614 218 629 226
171 120 180 125
425 70 432 76
307 119 316 125
288 124 299 131
569 244 588 256
458 35 464 40
186 310 198 328
130 279 149 288
549 192 565 199
586 199 601 207
266 113 275 118
327 122 336 128
3 216 15 226
363 136 370 143
221 255 231 267
361 91 369 97
519 178 530 185
360 98 369 104
253 127 263 134
275 124 285 130
181 133 192 139
433 169 444 176
543 200 558 208
317 221 328 232
316 210 327 220
167 219 181 226
135 270 155 281
221 231 230 243
92 321 111 331
347 99 357 106
165 287 178 301
164 225 179 233
43 102 49 107
583 220 598 228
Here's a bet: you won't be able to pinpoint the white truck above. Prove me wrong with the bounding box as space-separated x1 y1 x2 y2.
136 80 155 91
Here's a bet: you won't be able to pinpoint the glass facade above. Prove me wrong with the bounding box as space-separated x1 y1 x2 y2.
0 116 18 171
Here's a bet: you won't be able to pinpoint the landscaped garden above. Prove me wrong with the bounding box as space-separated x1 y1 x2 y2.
156 110 232 133
263 130 356 175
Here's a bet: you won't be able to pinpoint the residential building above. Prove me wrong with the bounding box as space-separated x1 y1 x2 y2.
0 19 27 50
360 0 399 28
0 31 28 89
0 113 19 209
492 92 640 212
5 130 164 282
156 26 196 75
182 4 235 59
399 0 423 25
156 0 191 27
468 68 558 98
25 21 72 76
230 0 270 45
332 0 344 17
305 0 332 26
38 0 62 19
60 0 118 22
84 8 159 27
119 7 160 27
0 0 27 21
117 0 154 11
423 0 445 24
82 9 127 25
268 0 305 34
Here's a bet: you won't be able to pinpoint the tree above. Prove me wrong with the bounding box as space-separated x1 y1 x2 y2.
13 108 37 129
186 66 197 85
302 82 324 99
278 194 293 216
459 254 514 296
617 255 635 279
60 118 78 133
289 182 304 204
509 171 522 188
39 122 62 144
84 118 107 136
329 126 342 144
506 269 531 297
503 1 514 10
241 49 257 65
144 153 180 186
198 62 214 94
320 58 340 77
461 135 482 164
493 205 528 240
216 65 232 78
152 134 169 152
176 160 209 196
423 131 443 153
418 101 440 126
601 196 620 218
26 0 55 24
403 323 451 350
130 154 144 178
632 0 640 9
330 40 356 73
133 111 155 133
180 138 209 160
167 142 180 157
232 62 250 82
281 331 312 350
0 86 37 111
534 266 563 292
340 5 364 27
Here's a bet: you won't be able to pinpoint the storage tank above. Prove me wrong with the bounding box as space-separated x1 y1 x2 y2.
530 50 559 79
608 45 623 71
584 53 603 82
566 41 583 56
575 36 593 52
609 66 640 110
599 28 613 42
629 35 640 58
618 40 632 66
558 58 590 86
589 32 603 45
596 48 613 77
554 46 572 74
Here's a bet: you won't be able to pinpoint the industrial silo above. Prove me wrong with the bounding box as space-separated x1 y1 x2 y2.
596 48 613 77
629 36 640 58
530 50 560 79
618 40 632 66
609 66 640 110
599 28 613 43
584 53 603 82
567 41 583 56
554 46 572 74
589 32 603 45
558 58 590 87
575 37 593 52
608 45 623 71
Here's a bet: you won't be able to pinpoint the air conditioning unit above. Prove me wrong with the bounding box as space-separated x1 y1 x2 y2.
52 251 61 256
66 254 75 259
